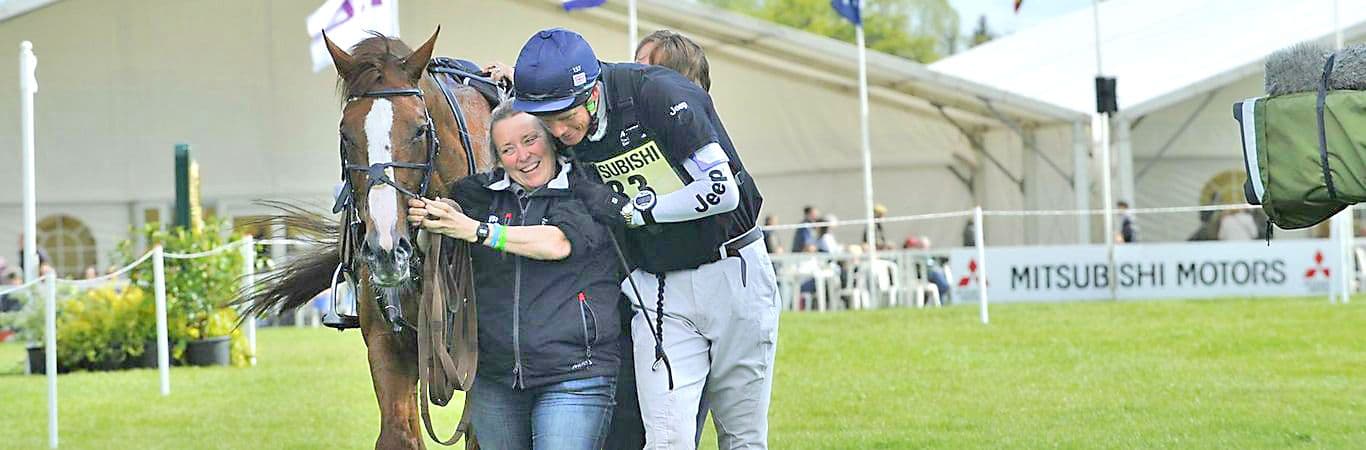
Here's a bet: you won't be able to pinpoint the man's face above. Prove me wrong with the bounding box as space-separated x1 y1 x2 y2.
536 85 600 146
539 105 591 146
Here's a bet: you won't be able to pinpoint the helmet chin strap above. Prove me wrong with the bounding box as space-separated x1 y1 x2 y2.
584 84 602 136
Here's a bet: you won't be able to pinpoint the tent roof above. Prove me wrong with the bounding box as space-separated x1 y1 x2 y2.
932 0 1366 119
539 0 1088 126
0 0 61 24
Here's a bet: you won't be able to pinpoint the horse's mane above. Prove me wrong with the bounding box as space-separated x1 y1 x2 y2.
338 32 415 100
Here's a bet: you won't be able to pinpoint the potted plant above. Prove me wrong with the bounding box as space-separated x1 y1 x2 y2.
52 284 149 372
119 218 250 367
0 283 77 374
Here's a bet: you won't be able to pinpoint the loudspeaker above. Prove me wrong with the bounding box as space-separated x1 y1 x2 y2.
1095 76 1118 114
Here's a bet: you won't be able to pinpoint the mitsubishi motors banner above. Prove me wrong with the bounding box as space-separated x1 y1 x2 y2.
948 240 1343 302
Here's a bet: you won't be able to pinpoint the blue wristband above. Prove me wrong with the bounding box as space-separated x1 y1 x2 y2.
487 224 502 248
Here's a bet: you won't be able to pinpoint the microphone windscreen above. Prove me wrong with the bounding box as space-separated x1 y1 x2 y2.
1266 42 1329 96
1329 44 1366 91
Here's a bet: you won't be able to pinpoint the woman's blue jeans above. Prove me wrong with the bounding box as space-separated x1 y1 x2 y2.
468 375 617 450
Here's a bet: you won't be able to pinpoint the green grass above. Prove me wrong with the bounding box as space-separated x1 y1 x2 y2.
1 297 1363 449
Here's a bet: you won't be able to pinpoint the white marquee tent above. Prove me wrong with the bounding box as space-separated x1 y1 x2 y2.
933 0 1366 241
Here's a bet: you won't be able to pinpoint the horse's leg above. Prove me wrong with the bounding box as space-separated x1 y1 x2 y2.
359 289 424 450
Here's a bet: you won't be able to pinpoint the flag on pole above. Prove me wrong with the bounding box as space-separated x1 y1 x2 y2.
307 0 400 73
1014 0 1023 13
831 0 862 25
563 0 606 11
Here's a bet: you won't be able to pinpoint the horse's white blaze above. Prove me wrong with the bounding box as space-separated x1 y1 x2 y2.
365 99 400 251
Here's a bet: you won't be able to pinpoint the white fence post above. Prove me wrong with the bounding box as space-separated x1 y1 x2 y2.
153 246 170 396
974 206 989 325
240 236 257 365
20 41 38 285
1341 205 1353 304
44 274 58 449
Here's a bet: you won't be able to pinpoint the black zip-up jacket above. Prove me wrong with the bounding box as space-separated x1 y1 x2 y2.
450 159 624 389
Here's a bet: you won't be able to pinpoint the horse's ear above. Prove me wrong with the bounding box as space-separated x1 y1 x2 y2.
323 31 354 77
403 27 440 83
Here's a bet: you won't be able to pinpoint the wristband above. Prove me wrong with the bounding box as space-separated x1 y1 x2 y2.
487 224 503 249
495 225 509 251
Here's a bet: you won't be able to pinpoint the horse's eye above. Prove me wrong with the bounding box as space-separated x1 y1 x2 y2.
340 133 354 147
412 126 428 142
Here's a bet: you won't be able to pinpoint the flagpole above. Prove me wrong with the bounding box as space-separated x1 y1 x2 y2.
1091 0 1117 301
1332 0 1352 305
628 0 638 58
856 22 878 304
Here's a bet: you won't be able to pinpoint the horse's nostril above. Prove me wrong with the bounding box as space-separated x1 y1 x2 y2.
396 237 413 257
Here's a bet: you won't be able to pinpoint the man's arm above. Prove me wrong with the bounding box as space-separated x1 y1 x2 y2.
630 143 739 225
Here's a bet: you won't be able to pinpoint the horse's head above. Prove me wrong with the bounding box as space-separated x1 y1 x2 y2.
325 29 439 288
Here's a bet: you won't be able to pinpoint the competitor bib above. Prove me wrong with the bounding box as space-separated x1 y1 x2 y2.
592 140 684 199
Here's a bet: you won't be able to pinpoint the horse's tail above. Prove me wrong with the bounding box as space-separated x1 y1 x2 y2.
234 201 343 321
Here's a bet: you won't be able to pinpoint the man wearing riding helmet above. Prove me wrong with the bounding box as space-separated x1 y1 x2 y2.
509 28 780 449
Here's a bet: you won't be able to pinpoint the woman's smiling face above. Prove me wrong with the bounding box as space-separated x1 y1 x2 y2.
493 111 557 189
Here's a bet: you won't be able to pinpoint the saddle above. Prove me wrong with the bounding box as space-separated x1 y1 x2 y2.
428 57 508 108
417 199 480 449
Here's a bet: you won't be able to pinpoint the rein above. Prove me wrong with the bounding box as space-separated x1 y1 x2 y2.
333 77 483 447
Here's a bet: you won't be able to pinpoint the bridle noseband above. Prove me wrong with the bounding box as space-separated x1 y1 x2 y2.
333 87 441 215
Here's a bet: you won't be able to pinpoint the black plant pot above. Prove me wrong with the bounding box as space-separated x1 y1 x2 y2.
26 345 44 375
186 336 230 366
94 351 126 371
25 345 67 375
140 340 159 368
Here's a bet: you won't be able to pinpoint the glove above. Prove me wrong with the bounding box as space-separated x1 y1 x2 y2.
574 175 632 226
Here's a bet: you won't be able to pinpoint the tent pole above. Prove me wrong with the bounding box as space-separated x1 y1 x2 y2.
1072 121 1092 244
856 23 879 304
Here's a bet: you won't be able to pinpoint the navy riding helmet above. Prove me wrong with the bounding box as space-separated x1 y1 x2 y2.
511 28 602 114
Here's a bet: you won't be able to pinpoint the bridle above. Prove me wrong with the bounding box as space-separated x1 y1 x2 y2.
330 87 441 333
328 79 481 335
332 87 440 216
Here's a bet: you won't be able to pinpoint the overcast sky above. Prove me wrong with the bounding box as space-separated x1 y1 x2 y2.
948 0 1093 36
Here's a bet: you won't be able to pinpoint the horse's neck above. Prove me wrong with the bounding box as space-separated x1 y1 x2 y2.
420 75 493 191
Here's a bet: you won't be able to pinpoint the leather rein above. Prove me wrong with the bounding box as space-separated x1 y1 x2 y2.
333 78 482 447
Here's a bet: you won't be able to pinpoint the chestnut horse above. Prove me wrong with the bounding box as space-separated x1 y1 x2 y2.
240 29 494 449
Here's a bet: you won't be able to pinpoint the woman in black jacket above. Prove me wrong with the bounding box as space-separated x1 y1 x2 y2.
407 103 625 450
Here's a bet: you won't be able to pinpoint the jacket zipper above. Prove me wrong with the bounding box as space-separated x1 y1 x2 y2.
510 197 531 389
577 292 594 362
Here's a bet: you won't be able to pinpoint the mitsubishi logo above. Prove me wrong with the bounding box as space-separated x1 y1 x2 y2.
1305 250 1331 280
958 259 986 287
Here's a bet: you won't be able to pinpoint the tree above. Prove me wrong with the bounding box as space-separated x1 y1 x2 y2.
700 0 960 63
970 14 994 47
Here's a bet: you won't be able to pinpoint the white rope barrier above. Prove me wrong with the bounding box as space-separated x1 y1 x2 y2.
256 238 311 247
762 203 1260 232
53 249 157 287
761 210 975 232
0 272 49 297
163 238 250 259
982 203 1258 217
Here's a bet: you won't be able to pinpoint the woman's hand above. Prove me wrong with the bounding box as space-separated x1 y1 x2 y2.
407 197 480 243
483 62 514 86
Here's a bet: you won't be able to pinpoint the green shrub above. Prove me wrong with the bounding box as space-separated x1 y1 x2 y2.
0 282 78 345
54 285 149 369
115 217 251 366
